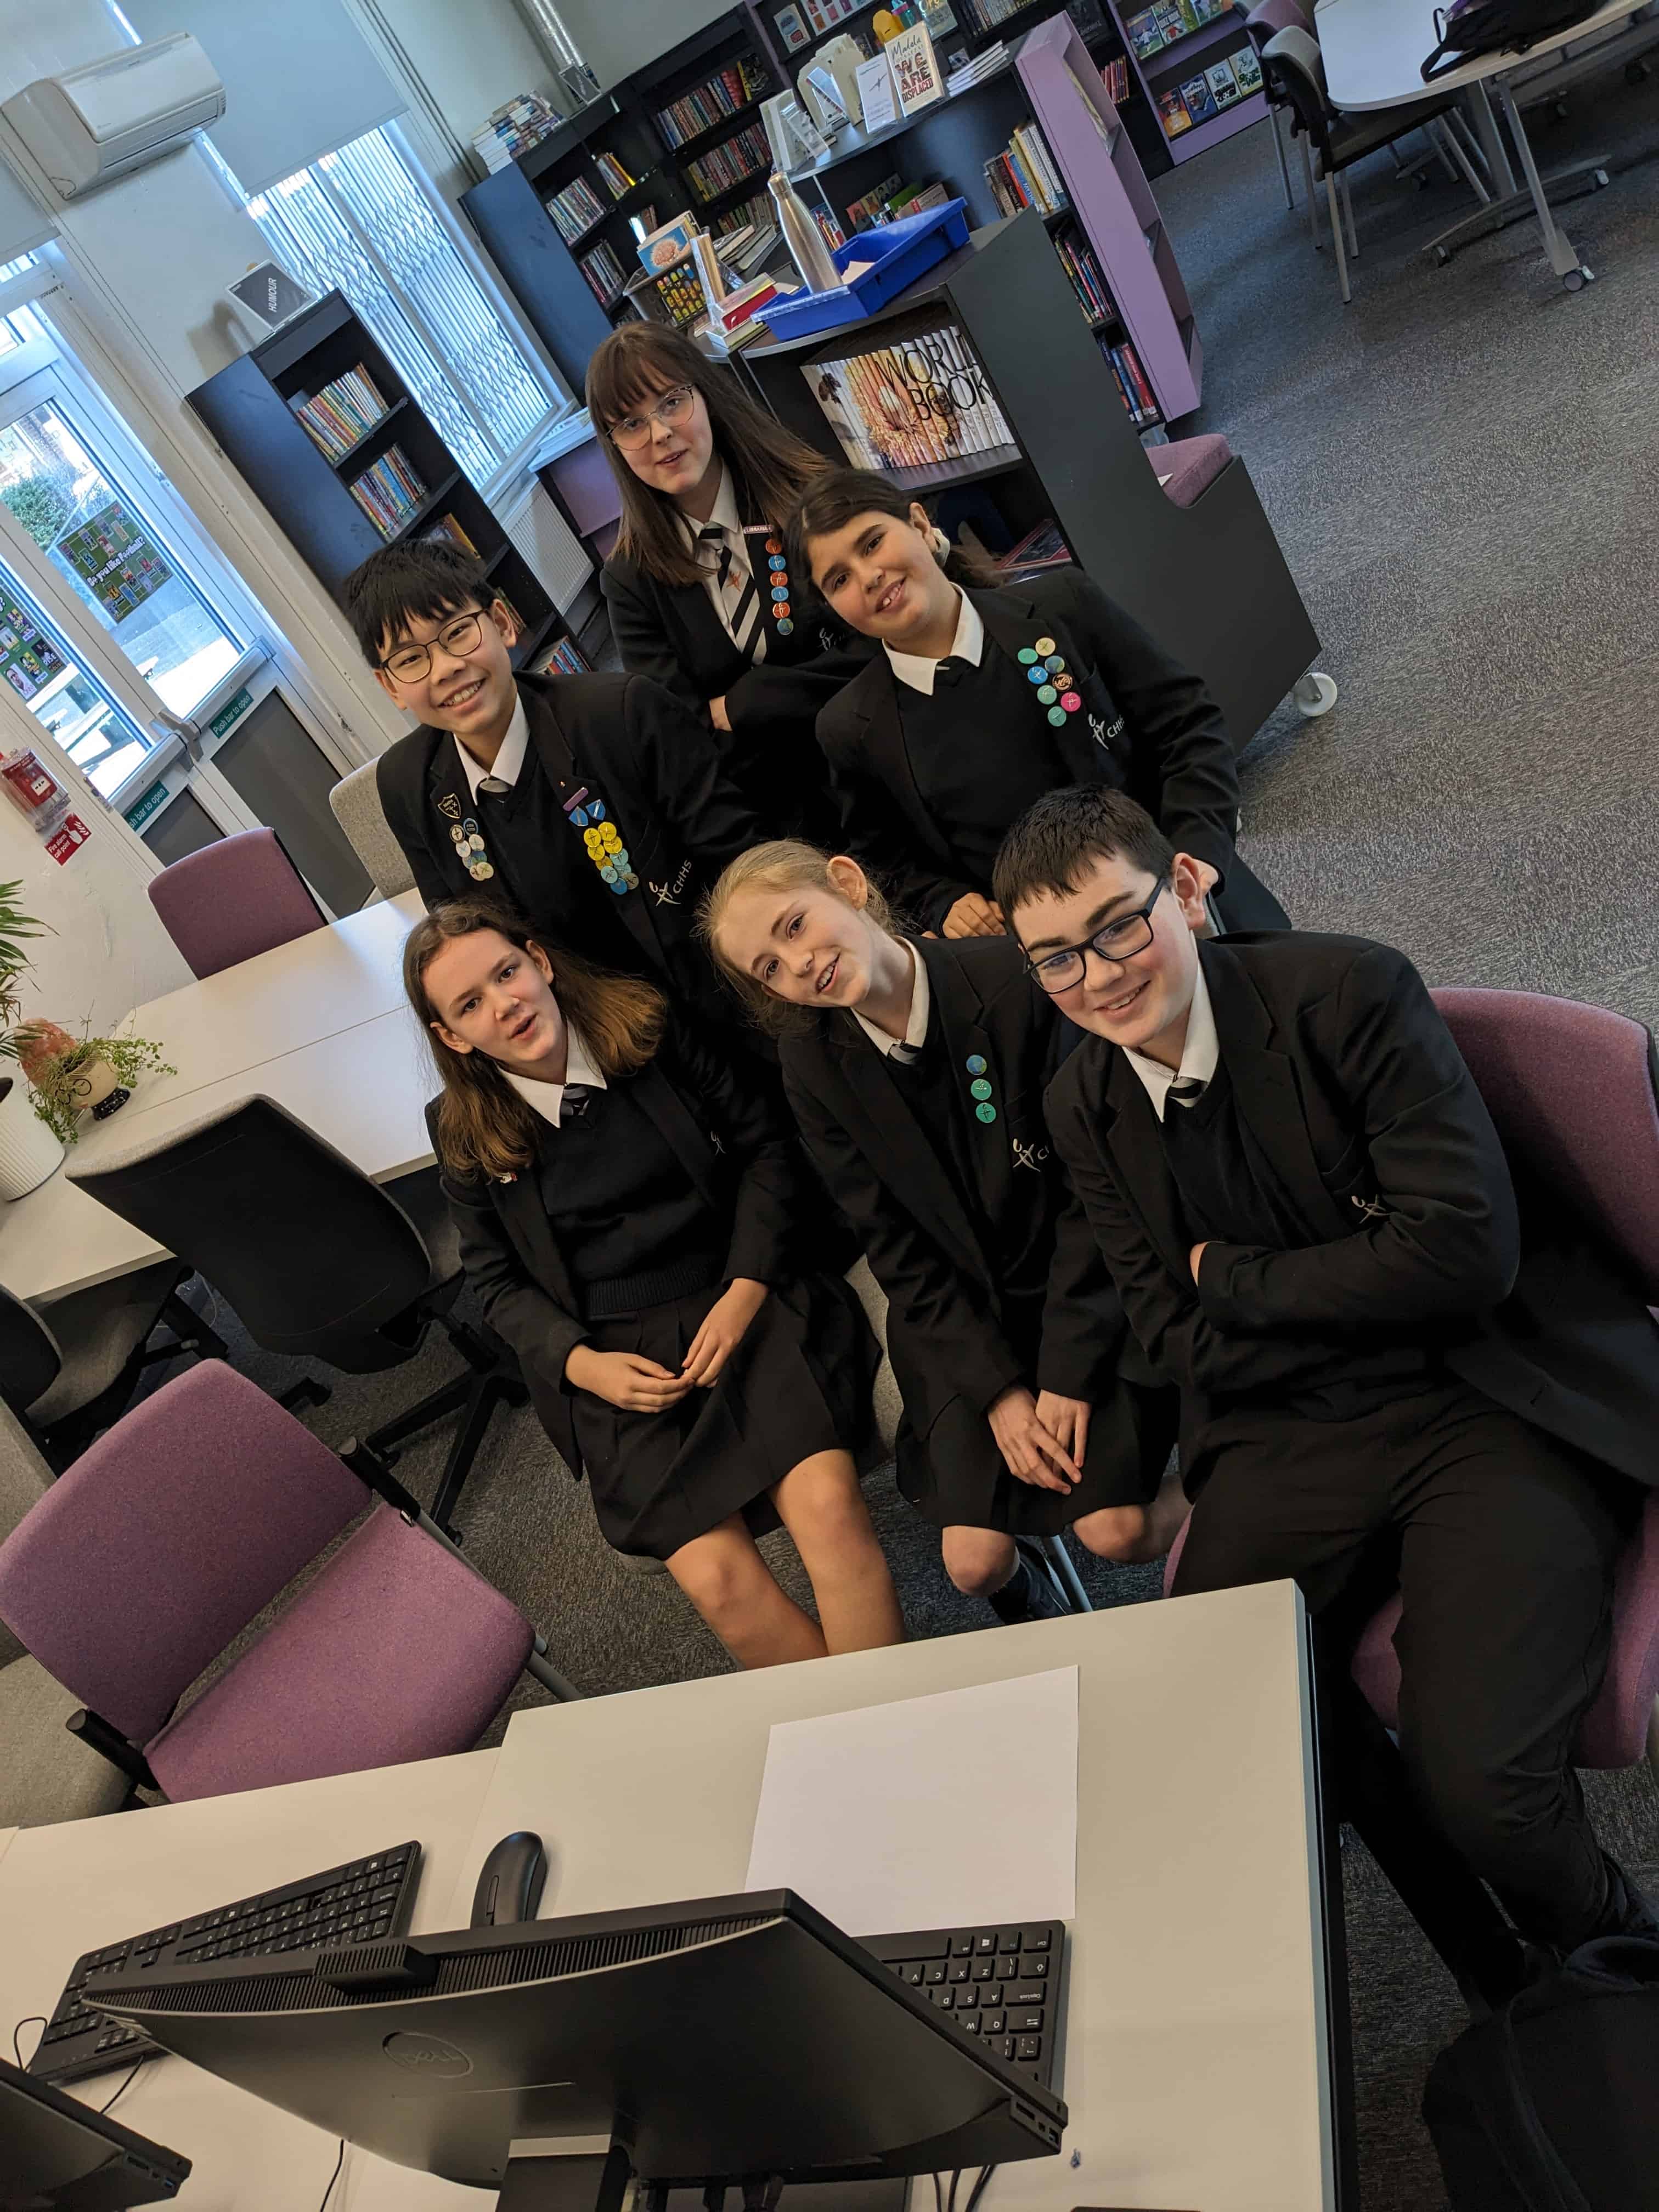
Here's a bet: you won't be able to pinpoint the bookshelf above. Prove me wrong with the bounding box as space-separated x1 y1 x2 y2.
461 8 786 392
1107 0 1266 161
740 212 1318 754
1015 12 1200 420
186 292 583 678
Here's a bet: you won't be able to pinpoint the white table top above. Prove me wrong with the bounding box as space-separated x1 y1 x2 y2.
1316 0 1645 106
466 1584 1335 2212
0 1750 499 2211
0 893 433 1307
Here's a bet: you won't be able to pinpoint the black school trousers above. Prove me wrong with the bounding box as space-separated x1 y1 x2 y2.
1171 1378 1641 1953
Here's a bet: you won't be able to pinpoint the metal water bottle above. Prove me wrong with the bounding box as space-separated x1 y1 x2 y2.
768 171 842 295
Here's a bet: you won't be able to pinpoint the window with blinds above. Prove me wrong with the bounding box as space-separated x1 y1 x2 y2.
244 125 562 490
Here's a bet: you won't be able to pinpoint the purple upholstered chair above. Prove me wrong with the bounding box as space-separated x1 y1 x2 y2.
1165 986 1659 1773
0 1361 578 1802
1147 433 1233 511
147 827 327 980
1243 0 1316 212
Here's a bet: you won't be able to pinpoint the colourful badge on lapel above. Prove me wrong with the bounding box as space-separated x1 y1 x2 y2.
562 783 637 895
1023 631 1083 733
966 1056 996 1125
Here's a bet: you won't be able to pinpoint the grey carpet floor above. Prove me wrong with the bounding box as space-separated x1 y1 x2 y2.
142 78 1659 2208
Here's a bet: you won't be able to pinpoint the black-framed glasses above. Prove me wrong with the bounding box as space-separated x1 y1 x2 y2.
608 384 695 452
1023 873 1169 996
379 611 486 684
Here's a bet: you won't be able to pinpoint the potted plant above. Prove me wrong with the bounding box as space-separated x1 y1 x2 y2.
20 1025 174 1147
0 879 63 1198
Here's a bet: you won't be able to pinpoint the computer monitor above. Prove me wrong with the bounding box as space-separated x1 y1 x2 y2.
0 2056 190 2210
87 1890 1065 2197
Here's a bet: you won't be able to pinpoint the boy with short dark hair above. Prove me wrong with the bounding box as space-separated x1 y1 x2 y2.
995 784 1658 1957
343 541 759 1020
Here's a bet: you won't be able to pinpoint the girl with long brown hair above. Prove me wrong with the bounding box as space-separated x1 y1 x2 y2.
405 894 902 1668
587 323 872 840
703 840 1186 1624
787 466 1289 943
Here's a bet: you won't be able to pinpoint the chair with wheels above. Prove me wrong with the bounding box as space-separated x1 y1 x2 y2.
329 761 416 904
1262 25 1490 301
66 1096 525 1538
0 1265 227 1470
147 826 327 979
0 1360 579 1804
1240 0 1313 213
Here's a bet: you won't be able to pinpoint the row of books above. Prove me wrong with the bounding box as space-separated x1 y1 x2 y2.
1157 45 1261 134
811 204 848 251
580 239 628 306
803 323 1015 473
960 0 1041 26
546 172 608 244
714 190 772 237
1124 0 1233 61
535 636 592 676
685 120 771 204
289 365 387 462
983 121 1068 221
473 92 562 174
653 55 770 150
1098 335 1158 427
1053 224 1119 328
424 514 479 557
1102 54 1132 105
349 446 427 539
595 150 636 198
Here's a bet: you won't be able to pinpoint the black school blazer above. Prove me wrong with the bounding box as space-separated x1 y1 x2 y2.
1045 931 1659 1488
781 935 1127 1441
430 1024 802 1479
375 671 759 1002
816 570 1286 936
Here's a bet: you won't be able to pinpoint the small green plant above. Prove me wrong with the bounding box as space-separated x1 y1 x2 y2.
26 1034 174 1146
0 878 47 1056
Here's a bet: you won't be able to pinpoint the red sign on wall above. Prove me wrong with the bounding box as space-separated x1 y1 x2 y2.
46 813 91 865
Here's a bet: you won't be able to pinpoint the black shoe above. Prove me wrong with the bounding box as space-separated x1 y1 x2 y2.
988 1559 1066 1625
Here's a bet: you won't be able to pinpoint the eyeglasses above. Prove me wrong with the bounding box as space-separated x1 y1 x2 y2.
1024 873 1169 996
608 384 696 452
379 611 486 684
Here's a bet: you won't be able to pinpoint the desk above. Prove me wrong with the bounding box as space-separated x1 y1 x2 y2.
0 891 430 1307
1316 0 1644 285
464 1586 1345 2212
0 1751 499 2211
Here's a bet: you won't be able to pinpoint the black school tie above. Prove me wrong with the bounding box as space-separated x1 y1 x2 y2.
697 524 761 660
559 1085 596 1125
1167 1076 1206 1109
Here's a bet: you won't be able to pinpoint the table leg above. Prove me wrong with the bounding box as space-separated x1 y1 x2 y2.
1466 81 1516 196
1419 70 1610 271
1492 75 1595 284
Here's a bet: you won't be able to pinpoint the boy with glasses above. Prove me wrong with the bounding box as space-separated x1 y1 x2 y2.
995 783 1658 1966
344 541 760 1026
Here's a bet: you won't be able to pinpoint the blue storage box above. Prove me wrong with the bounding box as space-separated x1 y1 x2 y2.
760 199 972 343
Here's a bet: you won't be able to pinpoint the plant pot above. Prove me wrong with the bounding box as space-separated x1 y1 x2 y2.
64 1053 123 1116
0 1073 63 1198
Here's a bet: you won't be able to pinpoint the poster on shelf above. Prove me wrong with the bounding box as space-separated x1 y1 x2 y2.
885 24 945 115
54 501 172 624
776 2 810 48
855 52 899 133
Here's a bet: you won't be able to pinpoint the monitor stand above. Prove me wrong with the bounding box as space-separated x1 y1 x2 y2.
497 2140 907 2212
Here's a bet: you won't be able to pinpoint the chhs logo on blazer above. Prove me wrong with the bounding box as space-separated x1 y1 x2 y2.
437 792 462 821
1012 1137 1050 1172
1090 713 1124 749
648 859 693 907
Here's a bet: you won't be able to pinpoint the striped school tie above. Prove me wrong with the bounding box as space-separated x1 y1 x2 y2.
1167 1076 1207 1109
698 523 764 662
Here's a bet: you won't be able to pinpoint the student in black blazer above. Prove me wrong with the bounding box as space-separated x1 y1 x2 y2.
995 785 1657 1955
344 541 758 1032
788 467 1287 943
703 839 1182 1623
405 896 902 1668
589 325 874 840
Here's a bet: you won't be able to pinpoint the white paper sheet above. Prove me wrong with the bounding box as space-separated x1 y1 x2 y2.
745 1666 1078 1936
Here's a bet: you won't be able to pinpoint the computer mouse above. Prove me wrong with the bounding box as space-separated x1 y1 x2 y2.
470 1831 546 1928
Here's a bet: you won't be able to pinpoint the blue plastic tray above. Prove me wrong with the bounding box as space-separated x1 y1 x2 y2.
760 198 972 343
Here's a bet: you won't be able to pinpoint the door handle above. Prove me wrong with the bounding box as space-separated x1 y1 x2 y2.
149 708 202 764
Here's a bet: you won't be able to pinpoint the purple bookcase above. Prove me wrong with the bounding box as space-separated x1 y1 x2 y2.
1110 0 1267 162
1016 14 1201 421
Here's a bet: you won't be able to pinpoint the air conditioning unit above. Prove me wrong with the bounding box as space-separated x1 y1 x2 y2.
2 33 225 200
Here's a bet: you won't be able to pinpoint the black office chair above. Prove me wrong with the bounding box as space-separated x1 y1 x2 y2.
66 1096 524 1537
0 1264 227 1471
1262 24 1489 301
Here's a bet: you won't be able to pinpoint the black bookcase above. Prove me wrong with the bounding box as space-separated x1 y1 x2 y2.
187 292 582 675
462 6 785 392
739 212 1317 753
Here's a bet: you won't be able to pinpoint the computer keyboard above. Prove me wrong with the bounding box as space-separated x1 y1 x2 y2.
860 1920 1065 2094
28 1841 422 2090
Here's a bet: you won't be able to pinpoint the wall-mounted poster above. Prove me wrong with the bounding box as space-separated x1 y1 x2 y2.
0 584 64 701
55 501 172 624
776 2 811 48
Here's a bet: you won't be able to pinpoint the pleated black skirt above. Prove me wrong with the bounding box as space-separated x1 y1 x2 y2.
570 1272 879 1559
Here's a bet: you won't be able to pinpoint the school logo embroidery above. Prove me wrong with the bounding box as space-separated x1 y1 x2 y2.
818 624 838 652
1351 1193 1387 1221
709 1133 724 1156
648 859 693 907
1012 1138 1049 1173
1089 713 1125 749
437 792 462 821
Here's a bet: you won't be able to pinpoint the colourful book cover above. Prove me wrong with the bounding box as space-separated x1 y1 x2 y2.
1158 87 1193 133
1124 8 1164 57
1230 43 1264 91
1179 71 1219 120
1206 58 1243 104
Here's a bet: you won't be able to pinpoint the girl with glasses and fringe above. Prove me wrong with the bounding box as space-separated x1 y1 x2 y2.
588 325 876 844
702 839 1185 1625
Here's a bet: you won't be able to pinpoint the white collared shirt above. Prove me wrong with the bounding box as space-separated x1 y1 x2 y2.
679 465 768 664
1122 955 1220 1121
454 692 529 805
503 1022 608 1129
852 938 932 1062
883 588 985 698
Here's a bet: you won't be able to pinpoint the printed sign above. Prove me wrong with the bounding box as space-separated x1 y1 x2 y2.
208 686 253 741
56 501 172 624
46 812 91 865
885 25 945 116
0 585 66 702
123 778 170 832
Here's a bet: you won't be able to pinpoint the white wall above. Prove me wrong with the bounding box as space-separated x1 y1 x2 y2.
371 0 561 148
551 0 732 88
